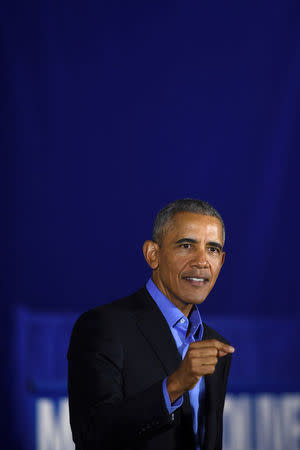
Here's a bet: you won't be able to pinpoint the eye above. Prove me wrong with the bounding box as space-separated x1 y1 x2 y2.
208 246 221 254
180 243 192 249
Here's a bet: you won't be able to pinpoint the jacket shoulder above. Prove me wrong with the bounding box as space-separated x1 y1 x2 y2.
78 287 146 319
69 287 147 339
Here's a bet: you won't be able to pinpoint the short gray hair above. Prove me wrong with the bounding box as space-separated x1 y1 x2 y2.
152 198 225 245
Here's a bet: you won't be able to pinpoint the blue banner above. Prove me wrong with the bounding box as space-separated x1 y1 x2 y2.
2 1 300 449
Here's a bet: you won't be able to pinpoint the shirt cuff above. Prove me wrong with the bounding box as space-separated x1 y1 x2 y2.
162 377 183 414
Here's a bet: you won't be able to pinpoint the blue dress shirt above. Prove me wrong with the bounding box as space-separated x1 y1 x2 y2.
146 278 205 450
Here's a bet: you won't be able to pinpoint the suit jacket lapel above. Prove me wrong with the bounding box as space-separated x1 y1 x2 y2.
203 325 219 407
133 287 182 376
133 289 195 447
202 324 219 450
132 291 221 450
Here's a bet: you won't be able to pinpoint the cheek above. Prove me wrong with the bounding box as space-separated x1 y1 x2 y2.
164 257 185 279
211 262 222 279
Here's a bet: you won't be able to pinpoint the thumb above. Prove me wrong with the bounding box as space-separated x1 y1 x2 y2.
218 348 235 357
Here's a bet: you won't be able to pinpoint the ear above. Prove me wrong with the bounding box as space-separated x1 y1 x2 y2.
221 251 225 266
142 240 160 270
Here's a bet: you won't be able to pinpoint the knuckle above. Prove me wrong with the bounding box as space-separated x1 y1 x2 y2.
187 348 195 358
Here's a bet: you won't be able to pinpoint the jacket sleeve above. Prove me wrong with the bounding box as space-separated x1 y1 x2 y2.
67 310 175 449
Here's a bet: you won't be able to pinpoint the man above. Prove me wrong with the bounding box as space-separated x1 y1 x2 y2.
68 199 234 450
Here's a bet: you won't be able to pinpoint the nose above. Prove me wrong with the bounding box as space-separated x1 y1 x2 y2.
190 248 209 268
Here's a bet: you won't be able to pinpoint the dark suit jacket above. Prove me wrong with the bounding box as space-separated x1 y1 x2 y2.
68 287 231 450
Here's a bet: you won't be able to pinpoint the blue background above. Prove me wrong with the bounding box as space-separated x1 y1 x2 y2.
1 1 300 448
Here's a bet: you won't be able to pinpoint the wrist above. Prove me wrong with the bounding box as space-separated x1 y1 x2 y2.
166 372 185 404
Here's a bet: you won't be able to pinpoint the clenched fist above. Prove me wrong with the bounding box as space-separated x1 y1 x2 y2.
167 339 235 403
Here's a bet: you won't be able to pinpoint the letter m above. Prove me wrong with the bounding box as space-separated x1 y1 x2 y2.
36 398 74 450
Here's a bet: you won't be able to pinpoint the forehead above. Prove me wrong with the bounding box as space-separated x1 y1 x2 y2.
164 212 223 242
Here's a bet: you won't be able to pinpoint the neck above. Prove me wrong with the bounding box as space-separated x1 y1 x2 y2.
151 275 194 317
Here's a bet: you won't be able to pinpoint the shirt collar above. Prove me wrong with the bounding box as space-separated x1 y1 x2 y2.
146 278 203 339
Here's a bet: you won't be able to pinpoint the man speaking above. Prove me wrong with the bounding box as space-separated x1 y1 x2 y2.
68 198 234 450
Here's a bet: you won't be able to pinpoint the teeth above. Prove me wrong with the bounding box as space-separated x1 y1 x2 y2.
186 277 205 281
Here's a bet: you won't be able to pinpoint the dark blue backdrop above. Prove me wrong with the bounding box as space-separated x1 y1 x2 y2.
1 1 300 449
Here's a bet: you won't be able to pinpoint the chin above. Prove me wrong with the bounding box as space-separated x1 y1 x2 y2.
181 288 210 304
182 295 207 305
191 298 207 305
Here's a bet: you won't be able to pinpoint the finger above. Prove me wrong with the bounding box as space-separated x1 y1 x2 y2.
209 339 235 354
201 364 216 375
188 347 219 357
187 359 217 376
218 350 233 357
189 340 235 354
198 356 218 365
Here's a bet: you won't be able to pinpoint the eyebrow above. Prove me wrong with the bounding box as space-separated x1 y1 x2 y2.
175 238 223 251
176 238 197 244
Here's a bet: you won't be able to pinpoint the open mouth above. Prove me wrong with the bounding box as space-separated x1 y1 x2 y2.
182 276 209 286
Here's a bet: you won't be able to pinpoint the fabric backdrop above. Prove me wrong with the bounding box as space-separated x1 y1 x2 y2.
1 1 300 449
